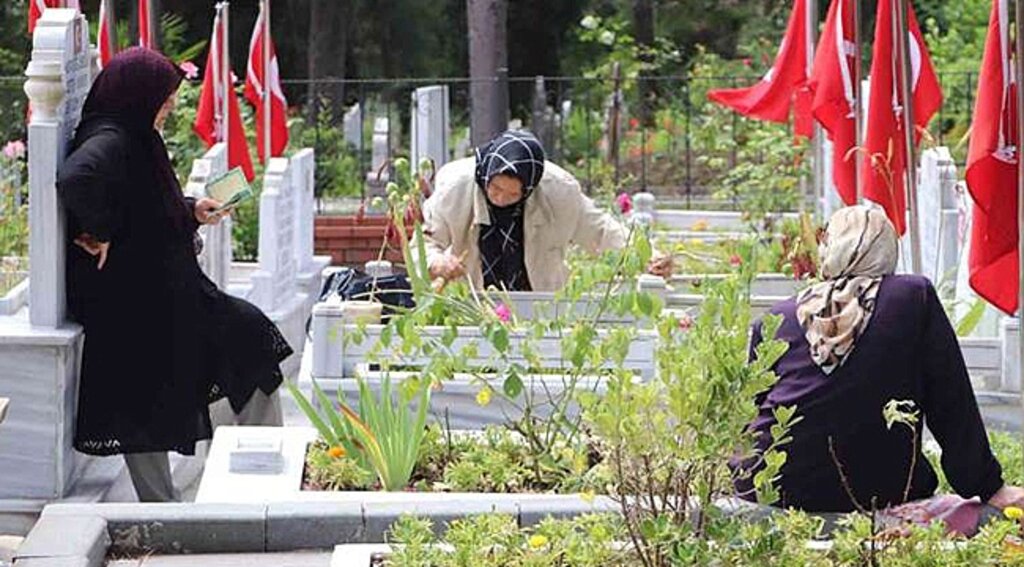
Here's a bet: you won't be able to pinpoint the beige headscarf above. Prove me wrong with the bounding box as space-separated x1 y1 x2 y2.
796 206 899 375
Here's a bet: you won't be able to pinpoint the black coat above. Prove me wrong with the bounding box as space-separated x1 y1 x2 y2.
58 120 291 456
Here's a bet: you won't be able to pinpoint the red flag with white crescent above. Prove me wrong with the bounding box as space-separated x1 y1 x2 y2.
809 0 857 206
138 0 153 49
244 7 289 163
966 0 1019 314
707 0 813 137
860 0 942 235
98 0 115 69
194 11 255 181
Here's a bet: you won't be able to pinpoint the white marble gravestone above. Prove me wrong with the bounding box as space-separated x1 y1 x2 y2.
290 148 317 278
184 143 232 290
252 157 297 314
917 147 960 288
342 103 362 152
0 8 92 534
25 8 90 328
366 116 390 186
410 85 450 171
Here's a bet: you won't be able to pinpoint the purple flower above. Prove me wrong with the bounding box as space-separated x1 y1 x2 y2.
494 303 511 323
616 192 633 215
3 140 25 160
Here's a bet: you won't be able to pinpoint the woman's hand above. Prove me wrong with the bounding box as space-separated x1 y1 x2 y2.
647 252 674 278
73 233 111 270
193 197 230 225
988 484 1024 509
429 252 466 281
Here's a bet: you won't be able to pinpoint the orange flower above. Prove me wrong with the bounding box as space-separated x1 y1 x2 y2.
327 445 346 459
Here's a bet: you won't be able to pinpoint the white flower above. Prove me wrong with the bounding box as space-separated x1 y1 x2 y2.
598 31 616 46
580 15 599 30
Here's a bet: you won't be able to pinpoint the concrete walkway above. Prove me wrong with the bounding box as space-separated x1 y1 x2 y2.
106 551 331 566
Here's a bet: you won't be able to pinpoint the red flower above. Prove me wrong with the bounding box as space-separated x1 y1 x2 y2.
385 221 400 247
729 254 743 267
678 314 694 331
742 58 752 68
616 193 633 215
629 118 640 130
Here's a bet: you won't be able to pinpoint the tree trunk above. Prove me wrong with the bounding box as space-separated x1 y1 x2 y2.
467 0 508 145
307 0 350 124
633 0 655 126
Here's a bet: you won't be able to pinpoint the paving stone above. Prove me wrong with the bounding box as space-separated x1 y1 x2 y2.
16 514 106 564
266 502 364 551
44 503 266 555
12 557 93 567
363 499 519 542
517 495 618 527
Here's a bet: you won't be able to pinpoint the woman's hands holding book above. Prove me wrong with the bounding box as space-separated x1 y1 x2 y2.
193 197 231 225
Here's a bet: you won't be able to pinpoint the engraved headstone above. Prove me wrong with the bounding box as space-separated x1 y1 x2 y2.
410 85 450 171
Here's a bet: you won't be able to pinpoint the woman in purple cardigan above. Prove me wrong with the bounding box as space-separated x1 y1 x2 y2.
735 206 1024 515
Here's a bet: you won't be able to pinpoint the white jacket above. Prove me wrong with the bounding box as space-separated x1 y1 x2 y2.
416 158 627 291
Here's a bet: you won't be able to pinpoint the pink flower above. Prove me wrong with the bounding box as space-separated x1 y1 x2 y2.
179 61 199 80
494 303 511 323
3 140 25 160
678 314 694 331
616 192 633 215
742 58 752 68
729 254 743 267
628 118 640 130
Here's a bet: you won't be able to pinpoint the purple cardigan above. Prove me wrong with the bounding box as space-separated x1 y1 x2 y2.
734 275 1003 512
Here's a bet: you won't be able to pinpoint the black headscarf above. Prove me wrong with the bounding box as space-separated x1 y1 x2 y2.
77 47 191 235
474 130 546 291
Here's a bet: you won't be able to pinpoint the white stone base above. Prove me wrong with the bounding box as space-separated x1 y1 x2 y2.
0 311 83 533
1001 317 1021 394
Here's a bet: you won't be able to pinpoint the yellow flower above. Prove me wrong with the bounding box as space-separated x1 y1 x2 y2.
580 490 595 504
687 238 704 248
691 219 710 232
476 387 492 407
327 445 346 459
1005 506 1024 521
528 534 549 549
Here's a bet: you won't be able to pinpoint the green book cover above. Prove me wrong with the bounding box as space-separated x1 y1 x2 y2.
205 168 253 212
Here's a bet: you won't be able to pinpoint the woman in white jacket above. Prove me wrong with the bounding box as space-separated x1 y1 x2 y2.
420 130 671 292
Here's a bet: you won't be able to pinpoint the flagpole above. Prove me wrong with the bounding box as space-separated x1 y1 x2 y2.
262 0 271 164
853 0 863 203
894 0 922 274
806 0 824 217
1014 0 1024 414
221 3 230 156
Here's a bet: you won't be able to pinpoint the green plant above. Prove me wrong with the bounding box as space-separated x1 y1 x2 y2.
0 142 28 262
385 513 625 567
288 373 430 491
293 100 365 199
579 271 797 566
304 441 375 491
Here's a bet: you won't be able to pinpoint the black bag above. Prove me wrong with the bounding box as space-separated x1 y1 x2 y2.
306 267 415 334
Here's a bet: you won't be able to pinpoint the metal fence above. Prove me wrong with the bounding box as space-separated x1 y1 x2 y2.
0 70 978 210
286 71 978 208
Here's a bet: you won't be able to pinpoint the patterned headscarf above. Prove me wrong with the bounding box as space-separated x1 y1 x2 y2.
474 130 546 291
795 206 899 375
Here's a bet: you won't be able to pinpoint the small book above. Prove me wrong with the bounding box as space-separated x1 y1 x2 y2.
205 167 253 213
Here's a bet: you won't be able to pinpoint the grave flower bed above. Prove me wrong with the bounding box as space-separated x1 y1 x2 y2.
285 160 1024 565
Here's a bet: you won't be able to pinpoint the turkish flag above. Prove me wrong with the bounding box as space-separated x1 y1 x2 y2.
138 0 152 49
245 8 289 163
98 0 115 69
810 0 858 206
194 11 255 182
967 0 1019 314
860 0 942 235
707 0 813 137
28 0 60 35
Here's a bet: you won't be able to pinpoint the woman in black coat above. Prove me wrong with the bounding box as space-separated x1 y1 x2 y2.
57 48 292 501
